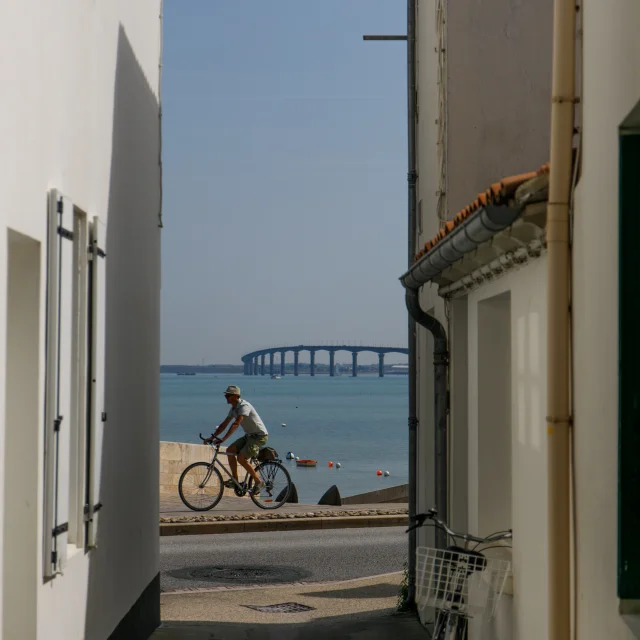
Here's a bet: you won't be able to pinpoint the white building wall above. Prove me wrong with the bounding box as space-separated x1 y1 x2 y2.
572 1 640 637
465 257 548 640
0 1 162 639
415 0 445 552
414 0 555 553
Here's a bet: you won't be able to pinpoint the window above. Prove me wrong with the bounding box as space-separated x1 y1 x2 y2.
43 191 74 576
43 191 107 578
618 109 640 599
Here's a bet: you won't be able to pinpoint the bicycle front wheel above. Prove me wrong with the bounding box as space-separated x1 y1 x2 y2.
178 462 224 511
249 461 292 509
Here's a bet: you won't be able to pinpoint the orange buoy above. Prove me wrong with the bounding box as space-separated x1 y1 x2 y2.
376 470 382 476
328 461 334 468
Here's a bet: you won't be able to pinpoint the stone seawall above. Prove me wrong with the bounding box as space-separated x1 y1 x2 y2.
342 484 409 505
160 441 233 496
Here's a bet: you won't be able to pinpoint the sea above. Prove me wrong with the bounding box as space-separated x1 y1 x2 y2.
160 373 409 505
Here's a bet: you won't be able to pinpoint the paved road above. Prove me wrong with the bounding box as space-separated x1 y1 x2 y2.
160 526 408 592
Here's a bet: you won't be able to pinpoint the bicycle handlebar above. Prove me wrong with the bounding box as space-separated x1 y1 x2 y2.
407 508 512 545
199 433 221 448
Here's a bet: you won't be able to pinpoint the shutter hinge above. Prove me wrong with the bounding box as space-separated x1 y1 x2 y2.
57 226 73 241
88 244 107 259
83 502 103 522
51 551 57 565
52 522 68 537
57 199 63 214
102 412 107 422
54 416 63 432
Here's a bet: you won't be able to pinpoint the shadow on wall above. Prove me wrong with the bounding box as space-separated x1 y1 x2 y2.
84 24 161 640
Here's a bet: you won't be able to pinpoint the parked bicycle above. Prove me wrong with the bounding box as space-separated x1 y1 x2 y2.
178 434 293 511
407 508 513 640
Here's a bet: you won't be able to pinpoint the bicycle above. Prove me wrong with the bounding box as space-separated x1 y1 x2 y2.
406 508 513 640
177 434 293 511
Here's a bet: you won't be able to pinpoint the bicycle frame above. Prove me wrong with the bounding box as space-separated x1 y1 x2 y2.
202 442 256 488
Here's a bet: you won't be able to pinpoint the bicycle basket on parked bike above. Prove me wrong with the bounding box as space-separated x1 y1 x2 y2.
416 546 511 619
257 446 279 462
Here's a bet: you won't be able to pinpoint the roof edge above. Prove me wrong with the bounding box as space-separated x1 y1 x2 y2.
400 203 524 290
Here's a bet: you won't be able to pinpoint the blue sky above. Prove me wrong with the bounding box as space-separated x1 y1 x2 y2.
161 1 407 365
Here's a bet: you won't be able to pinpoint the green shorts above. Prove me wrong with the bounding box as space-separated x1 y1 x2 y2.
229 433 268 459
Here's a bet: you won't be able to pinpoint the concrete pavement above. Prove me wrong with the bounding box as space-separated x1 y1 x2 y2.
152 573 427 639
160 527 407 592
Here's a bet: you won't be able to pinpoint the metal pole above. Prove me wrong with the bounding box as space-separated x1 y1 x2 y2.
406 0 418 606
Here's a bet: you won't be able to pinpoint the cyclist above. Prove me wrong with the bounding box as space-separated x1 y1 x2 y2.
205 385 268 495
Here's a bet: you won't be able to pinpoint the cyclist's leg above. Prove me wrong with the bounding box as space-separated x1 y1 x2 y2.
237 435 266 484
237 453 261 484
226 444 239 481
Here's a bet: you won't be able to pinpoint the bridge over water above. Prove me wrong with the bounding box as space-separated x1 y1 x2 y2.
241 345 408 378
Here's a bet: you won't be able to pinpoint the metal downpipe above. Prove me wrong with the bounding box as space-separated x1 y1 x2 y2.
406 0 418 607
405 288 449 552
546 0 575 636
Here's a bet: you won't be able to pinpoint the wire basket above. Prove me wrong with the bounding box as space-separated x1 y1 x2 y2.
416 546 512 619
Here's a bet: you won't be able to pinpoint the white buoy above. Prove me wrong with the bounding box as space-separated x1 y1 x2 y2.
336 463 341 469
286 452 295 460
384 471 390 477
281 423 286 427
295 456 300 461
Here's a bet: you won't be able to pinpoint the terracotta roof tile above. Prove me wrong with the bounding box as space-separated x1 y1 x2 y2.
414 162 549 263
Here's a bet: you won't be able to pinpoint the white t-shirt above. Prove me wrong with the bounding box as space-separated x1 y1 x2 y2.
228 399 268 436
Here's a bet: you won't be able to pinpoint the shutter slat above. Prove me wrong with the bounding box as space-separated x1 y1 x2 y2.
44 191 73 576
87 216 106 548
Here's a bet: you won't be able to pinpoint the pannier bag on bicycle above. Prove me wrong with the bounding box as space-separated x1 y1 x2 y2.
257 446 279 462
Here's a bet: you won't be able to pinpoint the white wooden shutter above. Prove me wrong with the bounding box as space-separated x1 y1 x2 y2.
44 190 74 576
86 216 107 547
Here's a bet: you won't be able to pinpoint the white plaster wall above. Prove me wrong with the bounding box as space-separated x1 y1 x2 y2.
572 1 640 637
466 257 548 640
0 1 162 638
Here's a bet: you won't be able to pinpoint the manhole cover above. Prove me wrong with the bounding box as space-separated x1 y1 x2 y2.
169 565 312 585
243 602 316 613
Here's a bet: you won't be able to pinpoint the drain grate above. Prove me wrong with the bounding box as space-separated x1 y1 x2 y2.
243 602 316 614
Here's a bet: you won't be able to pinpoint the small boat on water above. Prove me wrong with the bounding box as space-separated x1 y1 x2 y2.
271 375 281 380
296 459 317 468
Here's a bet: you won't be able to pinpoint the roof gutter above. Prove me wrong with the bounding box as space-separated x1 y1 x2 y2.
402 199 525 559
401 203 524 290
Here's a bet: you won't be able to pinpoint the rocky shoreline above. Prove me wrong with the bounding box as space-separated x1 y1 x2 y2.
160 507 409 524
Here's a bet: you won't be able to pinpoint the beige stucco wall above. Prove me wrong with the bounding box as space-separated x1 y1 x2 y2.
446 0 553 216
415 0 446 558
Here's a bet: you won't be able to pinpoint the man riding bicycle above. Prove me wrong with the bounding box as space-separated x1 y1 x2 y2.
204 385 268 496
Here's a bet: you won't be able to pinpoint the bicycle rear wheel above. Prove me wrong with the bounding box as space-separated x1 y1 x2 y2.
249 461 292 509
178 462 224 511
